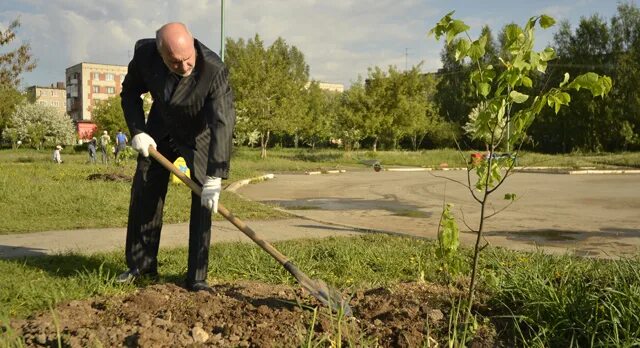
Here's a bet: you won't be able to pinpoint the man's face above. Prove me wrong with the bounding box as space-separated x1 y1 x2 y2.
160 44 196 77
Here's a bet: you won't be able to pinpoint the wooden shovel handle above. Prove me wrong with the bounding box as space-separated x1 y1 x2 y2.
148 146 290 266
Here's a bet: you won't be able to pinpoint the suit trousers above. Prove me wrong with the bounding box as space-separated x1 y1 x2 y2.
125 135 212 284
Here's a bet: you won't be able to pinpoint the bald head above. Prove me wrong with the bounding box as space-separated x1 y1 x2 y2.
156 22 196 77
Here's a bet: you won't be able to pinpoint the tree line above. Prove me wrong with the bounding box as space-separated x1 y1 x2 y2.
437 2 640 153
1 2 638 153
224 2 639 155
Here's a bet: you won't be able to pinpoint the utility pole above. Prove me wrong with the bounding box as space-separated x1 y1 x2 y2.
405 48 409 71
220 0 225 62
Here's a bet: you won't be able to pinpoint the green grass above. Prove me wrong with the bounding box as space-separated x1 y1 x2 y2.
482 249 640 346
1 234 639 346
0 148 290 234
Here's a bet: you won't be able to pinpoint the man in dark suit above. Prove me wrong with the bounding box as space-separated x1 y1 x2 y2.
117 22 236 292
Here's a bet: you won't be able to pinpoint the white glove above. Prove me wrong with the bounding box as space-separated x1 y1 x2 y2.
131 132 157 157
201 176 221 213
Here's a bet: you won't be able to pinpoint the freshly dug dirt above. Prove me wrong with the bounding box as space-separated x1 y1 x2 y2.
86 173 132 182
9 281 498 347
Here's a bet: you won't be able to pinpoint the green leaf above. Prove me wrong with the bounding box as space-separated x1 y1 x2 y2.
567 73 613 97
438 203 459 255
540 15 556 28
559 72 570 87
455 39 471 61
447 19 470 44
510 90 529 103
536 61 548 73
428 11 455 39
557 92 571 104
522 76 533 88
512 57 528 70
468 39 486 61
478 82 490 97
507 70 520 86
504 193 517 201
532 95 546 114
539 47 556 61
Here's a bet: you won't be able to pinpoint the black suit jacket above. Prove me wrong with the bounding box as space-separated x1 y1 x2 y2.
121 38 235 180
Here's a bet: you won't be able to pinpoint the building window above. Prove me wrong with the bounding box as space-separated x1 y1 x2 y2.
93 86 100 93
120 74 126 82
106 73 114 81
107 87 115 94
93 72 100 80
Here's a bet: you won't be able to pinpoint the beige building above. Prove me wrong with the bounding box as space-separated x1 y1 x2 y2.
317 82 344 93
305 81 345 93
26 83 67 115
65 62 128 122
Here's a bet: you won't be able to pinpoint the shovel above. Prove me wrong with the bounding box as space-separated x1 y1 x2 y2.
149 147 353 317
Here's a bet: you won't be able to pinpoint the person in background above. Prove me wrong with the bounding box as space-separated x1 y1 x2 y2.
100 130 111 164
115 130 128 163
88 137 97 164
52 145 63 164
117 22 236 292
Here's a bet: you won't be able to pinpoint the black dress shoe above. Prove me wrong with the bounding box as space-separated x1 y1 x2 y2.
187 281 213 292
116 268 158 283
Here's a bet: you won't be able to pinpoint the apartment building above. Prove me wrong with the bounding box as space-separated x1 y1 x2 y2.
317 82 344 93
26 83 67 116
305 81 345 93
65 62 127 117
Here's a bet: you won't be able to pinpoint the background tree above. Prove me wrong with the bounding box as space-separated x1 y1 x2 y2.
525 2 640 152
5 102 75 149
434 41 470 127
92 96 127 137
0 17 36 145
92 94 151 137
225 35 309 158
0 85 25 145
0 18 36 87
609 2 640 150
300 81 337 149
334 79 368 151
385 65 441 150
362 67 393 151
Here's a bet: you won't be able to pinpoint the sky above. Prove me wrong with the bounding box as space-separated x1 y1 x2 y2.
0 0 625 90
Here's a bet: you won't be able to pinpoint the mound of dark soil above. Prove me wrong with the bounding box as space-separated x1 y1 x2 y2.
9 281 498 347
86 173 132 182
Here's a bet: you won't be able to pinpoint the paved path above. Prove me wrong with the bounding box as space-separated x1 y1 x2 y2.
0 219 363 259
237 170 640 258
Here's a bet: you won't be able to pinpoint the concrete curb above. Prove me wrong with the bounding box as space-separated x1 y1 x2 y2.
385 166 640 175
225 174 275 192
568 169 640 175
384 167 432 172
305 169 347 175
514 167 640 175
